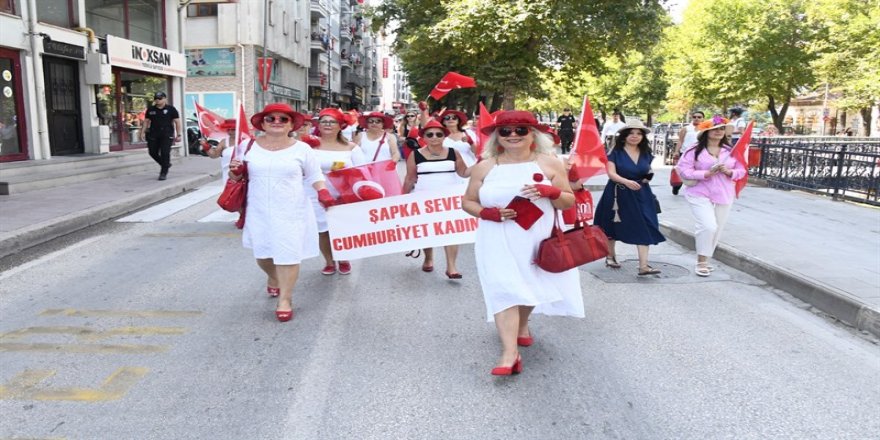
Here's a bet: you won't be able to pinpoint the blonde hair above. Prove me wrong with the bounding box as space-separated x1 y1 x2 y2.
481 129 555 160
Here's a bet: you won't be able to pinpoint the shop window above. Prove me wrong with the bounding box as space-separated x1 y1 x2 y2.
187 4 217 17
37 0 75 27
85 0 163 48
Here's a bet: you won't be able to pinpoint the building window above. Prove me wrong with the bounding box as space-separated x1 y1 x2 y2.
86 0 164 48
187 4 217 17
0 0 16 15
282 11 289 35
37 0 75 27
268 0 274 25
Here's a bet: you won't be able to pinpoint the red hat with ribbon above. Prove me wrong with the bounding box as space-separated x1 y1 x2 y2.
250 103 305 132
419 119 450 137
357 111 394 130
318 108 348 129
480 110 549 136
438 109 468 126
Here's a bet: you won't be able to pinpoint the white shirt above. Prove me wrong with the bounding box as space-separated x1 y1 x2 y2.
601 120 626 138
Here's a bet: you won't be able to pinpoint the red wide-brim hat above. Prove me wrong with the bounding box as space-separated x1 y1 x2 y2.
251 103 305 132
318 108 348 129
480 110 549 136
419 119 450 137
438 109 468 126
357 111 394 130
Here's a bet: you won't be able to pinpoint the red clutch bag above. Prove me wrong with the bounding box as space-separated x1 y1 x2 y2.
505 196 544 230
217 140 255 213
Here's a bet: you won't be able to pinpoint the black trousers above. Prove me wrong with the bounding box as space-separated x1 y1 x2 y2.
147 135 173 171
559 130 575 153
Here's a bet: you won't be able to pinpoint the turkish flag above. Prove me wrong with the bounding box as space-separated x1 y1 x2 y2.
476 102 493 158
326 160 402 204
569 96 607 180
234 101 253 154
257 58 273 91
731 121 754 198
429 72 476 100
193 102 228 140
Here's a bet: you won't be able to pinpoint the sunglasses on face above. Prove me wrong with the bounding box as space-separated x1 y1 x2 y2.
319 119 338 125
263 115 291 123
424 131 445 139
691 115 704 119
497 126 530 137
367 118 384 124
407 115 416 118
442 115 458 121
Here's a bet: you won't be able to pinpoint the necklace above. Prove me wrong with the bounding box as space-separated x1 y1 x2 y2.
426 147 444 158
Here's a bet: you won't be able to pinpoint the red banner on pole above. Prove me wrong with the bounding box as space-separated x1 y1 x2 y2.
382 58 389 78
257 57 273 91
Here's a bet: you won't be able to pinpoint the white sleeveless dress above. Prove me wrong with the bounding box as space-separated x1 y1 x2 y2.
444 135 477 167
240 140 323 264
475 161 584 321
306 146 367 232
358 132 392 162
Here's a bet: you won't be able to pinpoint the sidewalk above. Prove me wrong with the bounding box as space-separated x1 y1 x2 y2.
585 163 880 338
0 156 220 259
0 156 877 338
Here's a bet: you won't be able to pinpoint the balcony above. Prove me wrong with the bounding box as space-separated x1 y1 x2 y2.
310 33 329 52
310 0 329 19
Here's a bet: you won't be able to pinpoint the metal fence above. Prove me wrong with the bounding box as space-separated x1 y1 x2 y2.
749 136 880 206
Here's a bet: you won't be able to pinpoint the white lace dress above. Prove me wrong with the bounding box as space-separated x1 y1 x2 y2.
306 146 367 232
474 161 584 322
241 140 323 264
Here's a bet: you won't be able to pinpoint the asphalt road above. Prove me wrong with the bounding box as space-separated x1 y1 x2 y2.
1 196 878 440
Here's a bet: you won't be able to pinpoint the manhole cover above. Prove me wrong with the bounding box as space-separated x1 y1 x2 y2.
585 259 691 283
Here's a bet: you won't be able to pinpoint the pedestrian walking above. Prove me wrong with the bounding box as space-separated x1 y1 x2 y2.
728 108 746 145
397 110 421 160
593 121 665 275
308 108 369 276
353 112 400 162
227 103 335 322
672 111 705 195
600 110 626 151
675 116 747 277
462 110 583 376
556 107 577 154
402 119 467 278
140 92 181 180
439 109 477 176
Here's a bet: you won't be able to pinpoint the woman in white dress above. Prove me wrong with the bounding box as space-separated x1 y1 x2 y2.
463 110 583 376
402 119 467 278
353 112 400 163
228 103 335 322
439 109 477 177
308 108 369 276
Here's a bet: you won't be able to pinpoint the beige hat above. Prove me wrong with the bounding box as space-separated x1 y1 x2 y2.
615 121 650 135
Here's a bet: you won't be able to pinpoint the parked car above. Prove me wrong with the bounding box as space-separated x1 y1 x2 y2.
185 118 207 156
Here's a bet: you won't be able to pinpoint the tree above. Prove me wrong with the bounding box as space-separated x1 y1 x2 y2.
808 0 880 135
373 0 667 110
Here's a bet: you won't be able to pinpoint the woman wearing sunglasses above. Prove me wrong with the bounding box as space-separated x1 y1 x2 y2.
438 110 477 176
462 110 582 376
402 119 467 278
353 112 400 163
307 108 369 276
228 103 335 322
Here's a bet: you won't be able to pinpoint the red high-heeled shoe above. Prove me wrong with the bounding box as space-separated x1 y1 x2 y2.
491 355 522 376
267 286 280 298
275 309 294 322
517 335 533 347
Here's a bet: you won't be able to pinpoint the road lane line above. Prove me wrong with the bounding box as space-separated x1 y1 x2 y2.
197 209 240 223
0 326 187 341
116 183 222 222
39 309 202 318
0 367 149 401
0 343 167 354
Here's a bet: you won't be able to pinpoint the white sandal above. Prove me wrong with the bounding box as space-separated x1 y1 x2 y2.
695 262 711 277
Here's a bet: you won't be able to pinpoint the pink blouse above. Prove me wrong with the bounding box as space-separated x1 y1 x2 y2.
676 144 747 205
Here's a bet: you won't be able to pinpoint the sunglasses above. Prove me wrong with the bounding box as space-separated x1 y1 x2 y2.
319 119 338 125
406 115 416 118
263 115 291 123
367 118 384 124
424 131 445 139
691 115 704 119
442 115 458 121
497 126 530 137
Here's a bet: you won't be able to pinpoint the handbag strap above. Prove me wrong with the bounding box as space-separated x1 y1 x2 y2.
231 138 256 161
371 132 386 162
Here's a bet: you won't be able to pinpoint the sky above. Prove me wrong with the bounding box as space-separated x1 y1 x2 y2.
668 0 689 24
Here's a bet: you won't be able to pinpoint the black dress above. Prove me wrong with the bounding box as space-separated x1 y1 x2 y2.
594 149 665 245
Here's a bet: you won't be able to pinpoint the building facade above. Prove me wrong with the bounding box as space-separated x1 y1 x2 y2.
375 30 410 115
0 0 186 162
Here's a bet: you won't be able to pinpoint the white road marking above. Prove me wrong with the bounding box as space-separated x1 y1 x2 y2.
117 184 222 223
197 209 240 223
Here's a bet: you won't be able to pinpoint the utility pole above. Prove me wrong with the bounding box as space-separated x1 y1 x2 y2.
261 0 269 110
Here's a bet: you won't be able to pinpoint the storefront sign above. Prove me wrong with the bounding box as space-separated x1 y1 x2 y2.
107 35 186 77
309 86 328 99
43 40 85 61
353 85 365 102
259 82 302 100
186 48 235 77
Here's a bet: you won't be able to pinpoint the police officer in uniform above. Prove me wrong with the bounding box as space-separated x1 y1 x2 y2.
556 107 577 154
140 92 181 180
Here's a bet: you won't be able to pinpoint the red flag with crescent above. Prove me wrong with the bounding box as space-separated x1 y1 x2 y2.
326 160 403 204
731 121 754 198
569 95 608 180
429 72 476 100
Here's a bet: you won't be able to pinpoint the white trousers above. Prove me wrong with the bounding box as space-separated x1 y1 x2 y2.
685 195 733 258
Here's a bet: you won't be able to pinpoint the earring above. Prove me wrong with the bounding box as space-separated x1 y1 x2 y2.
530 143 536 151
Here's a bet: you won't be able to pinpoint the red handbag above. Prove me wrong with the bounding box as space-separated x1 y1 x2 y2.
562 189 594 225
535 211 609 273
217 140 255 212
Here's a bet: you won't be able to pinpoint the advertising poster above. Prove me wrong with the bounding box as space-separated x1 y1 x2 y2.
186 48 236 77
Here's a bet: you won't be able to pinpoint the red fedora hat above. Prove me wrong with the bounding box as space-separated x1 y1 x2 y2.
480 110 548 136
358 111 394 130
419 119 450 137
251 103 305 131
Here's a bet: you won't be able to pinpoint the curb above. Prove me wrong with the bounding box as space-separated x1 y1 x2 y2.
659 221 880 339
0 172 219 260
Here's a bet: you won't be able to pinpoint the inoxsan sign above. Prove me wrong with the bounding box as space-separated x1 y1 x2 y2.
107 36 186 77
